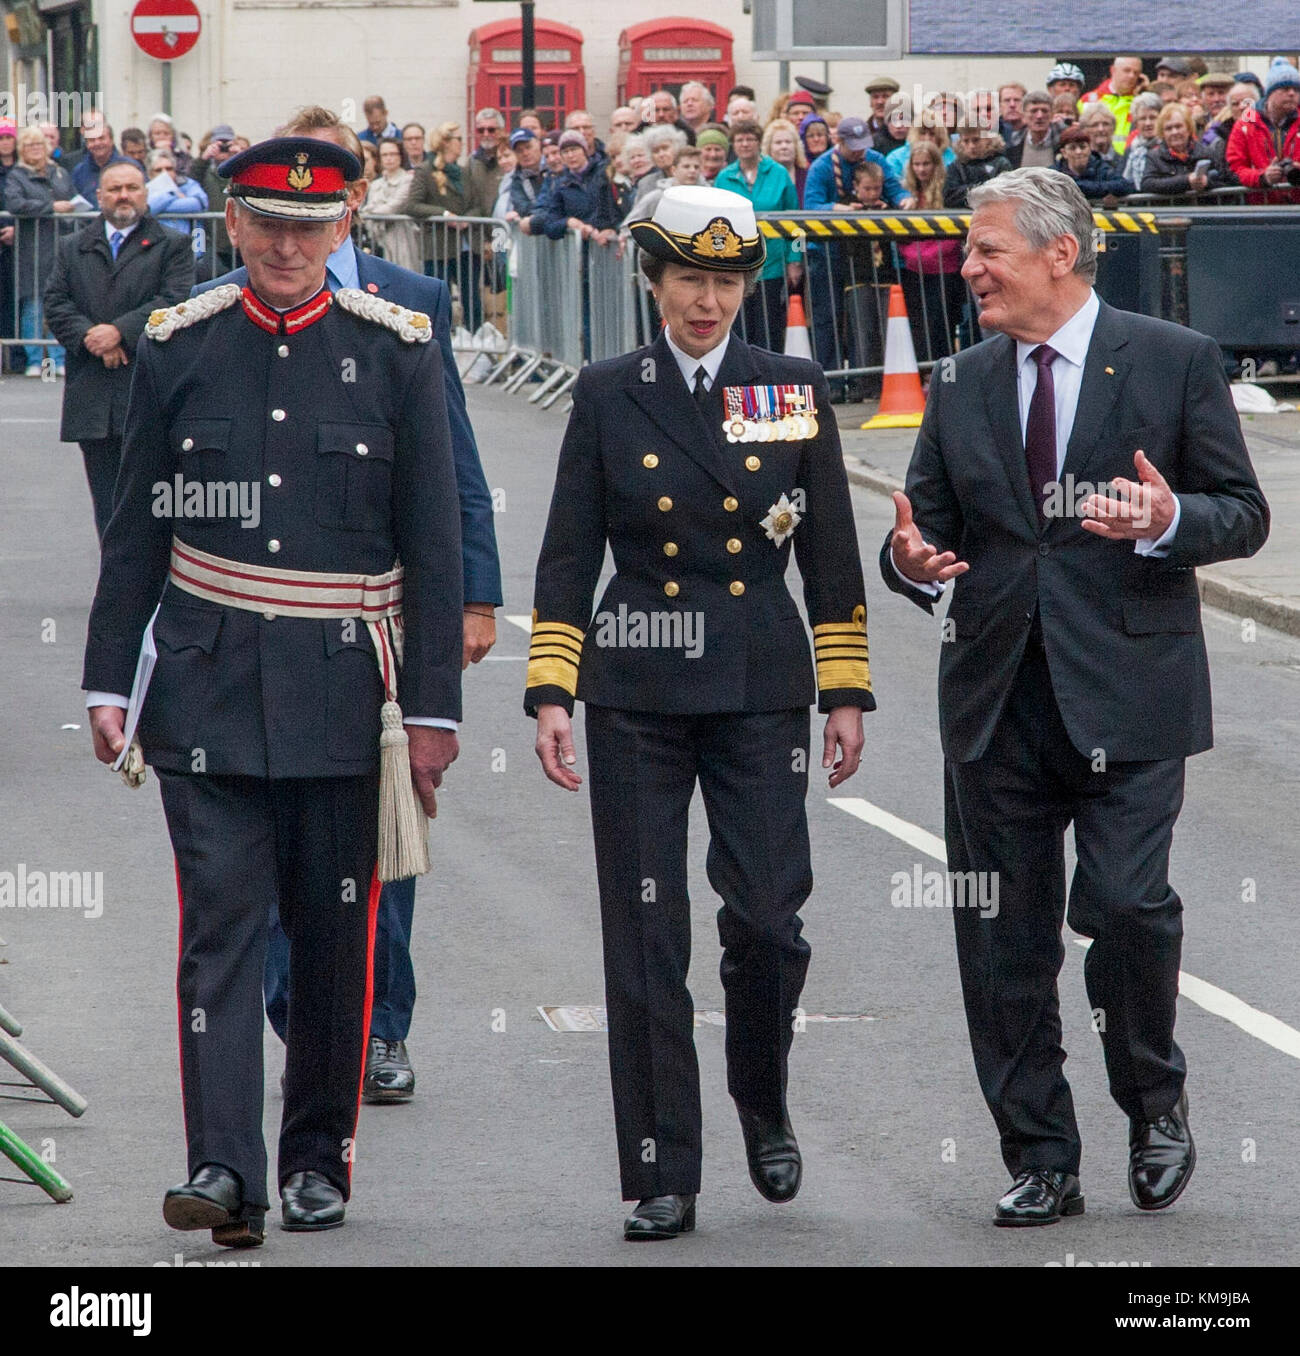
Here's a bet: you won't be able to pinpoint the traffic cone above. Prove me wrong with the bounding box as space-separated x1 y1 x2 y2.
862 284 925 429
784 293 812 360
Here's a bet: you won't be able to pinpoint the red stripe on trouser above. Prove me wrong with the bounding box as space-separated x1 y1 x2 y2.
173 857 189 1150
347 869 383 1187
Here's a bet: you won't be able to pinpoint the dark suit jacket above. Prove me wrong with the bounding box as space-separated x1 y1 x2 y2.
82 297 463 777
525 332 875 717
44 214 196 441
880 299 1269 764
193 251 502 607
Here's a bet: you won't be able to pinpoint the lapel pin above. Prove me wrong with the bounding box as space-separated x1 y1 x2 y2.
366 282 379 293
1105 366 1115 374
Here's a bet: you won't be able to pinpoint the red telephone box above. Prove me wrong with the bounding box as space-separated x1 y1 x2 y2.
468 17 585 132
617 18 735 107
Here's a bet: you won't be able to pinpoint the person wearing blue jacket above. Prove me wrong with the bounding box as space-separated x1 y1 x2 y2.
145 148 209 234
523 130 618 241
1056 124 1135 200
801 115 911 391
194 108 502 1108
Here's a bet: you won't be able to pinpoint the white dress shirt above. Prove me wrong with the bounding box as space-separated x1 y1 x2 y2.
663 327 730 392
895 288 1178 595
104 219 139 249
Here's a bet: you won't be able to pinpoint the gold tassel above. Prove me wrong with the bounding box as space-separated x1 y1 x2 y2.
376 701 431 883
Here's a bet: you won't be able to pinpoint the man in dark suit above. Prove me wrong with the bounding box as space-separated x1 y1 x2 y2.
881 168 1268 1226
84 138 464 1245
193 106 502 1106
44 159 195 540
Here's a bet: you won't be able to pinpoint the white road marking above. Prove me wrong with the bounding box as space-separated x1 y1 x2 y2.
828 797 948 863
505 614 532 634
830 796 1300 1063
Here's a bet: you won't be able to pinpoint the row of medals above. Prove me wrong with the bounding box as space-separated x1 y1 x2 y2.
724 412 819 443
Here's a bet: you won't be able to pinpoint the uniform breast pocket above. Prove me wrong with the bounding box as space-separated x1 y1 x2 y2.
173 418 232 485
323 623 383 761
314 423 395 533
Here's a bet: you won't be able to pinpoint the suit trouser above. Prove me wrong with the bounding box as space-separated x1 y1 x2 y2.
265 877 415 1043
78 437 122 543
806 246 844 377
584 705 812 1200
946 642 1186 1178
159 770 381 1212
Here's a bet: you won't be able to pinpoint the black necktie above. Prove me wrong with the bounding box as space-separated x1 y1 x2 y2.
1025 344 1058 519
692 365 710 408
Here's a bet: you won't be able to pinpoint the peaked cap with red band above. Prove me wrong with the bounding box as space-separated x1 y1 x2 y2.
218 136 360 221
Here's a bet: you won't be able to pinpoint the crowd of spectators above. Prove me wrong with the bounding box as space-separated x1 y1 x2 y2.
2 53 1298 378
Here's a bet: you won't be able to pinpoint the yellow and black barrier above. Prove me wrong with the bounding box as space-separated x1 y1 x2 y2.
757 211 1159 240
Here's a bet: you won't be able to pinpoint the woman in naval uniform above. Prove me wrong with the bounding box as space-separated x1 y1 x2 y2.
526 186 875 1240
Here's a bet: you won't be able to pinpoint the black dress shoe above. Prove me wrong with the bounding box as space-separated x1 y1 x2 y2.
623 1194 696 1241
362 1036 415 1104
281 1170 346 1232
1130 1090 1195 1211
994 1169 1085 1226
212 1215 266 1249
163 1164 244 1232
736 1105 802 1203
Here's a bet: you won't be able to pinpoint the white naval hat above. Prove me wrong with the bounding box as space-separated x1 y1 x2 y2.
629 185 766 271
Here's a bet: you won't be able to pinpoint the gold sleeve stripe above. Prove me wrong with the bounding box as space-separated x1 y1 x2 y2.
527 646 580 666
816 647 870 661
813 621 868 638
817 658 872 692
814 634 868 648
530 634 582 659
532 619 586 645
527 657 580 695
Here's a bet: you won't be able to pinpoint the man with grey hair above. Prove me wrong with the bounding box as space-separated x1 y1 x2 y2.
1008 91 1059 168
881 167 1268 1227
679 81 716 135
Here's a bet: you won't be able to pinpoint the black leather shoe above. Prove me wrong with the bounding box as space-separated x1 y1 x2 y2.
280 1171 346 1232
362 1036 415 1104
163 1164 244 1232
736 1105 802 1203
994 1169 1085 1226
1130 1090 1195 1211
623 1194 696 1241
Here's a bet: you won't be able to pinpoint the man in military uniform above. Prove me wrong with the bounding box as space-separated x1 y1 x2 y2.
83 138 463 1246
192 105 503 1107
527 187 874 1239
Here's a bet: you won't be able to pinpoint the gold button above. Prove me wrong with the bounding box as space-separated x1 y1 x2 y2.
745 455 761 471
726 538 742 554
643 453 659 468
663 542 678 557
664 581 679 598
723 496 738 512
729 581 745 596
658 496 673 512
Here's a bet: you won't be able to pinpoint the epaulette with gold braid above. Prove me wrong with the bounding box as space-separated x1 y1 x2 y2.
145 284 242 341
334 287 433 343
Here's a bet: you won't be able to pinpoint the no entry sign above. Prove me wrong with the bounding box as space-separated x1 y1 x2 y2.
131 0 202 61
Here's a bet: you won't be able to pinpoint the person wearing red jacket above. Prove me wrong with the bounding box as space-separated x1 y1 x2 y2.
1226 58 1300 204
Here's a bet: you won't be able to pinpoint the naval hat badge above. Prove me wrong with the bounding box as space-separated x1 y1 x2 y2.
691 217 743 261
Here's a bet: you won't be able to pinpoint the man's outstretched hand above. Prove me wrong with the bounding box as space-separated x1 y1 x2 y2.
890 491 969 584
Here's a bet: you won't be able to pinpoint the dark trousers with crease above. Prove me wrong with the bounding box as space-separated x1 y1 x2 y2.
79 437 122 543
584 704 812 1200
945 641 1186 1179
158 770 380 1214
265 876 416 1043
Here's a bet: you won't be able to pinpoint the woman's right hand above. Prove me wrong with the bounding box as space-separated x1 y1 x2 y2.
536 703 583 791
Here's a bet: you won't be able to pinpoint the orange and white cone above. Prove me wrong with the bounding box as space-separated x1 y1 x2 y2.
862 284 925 429
784 293 813 360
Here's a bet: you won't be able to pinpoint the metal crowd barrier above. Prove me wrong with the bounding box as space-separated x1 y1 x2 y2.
7 198 1296 383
